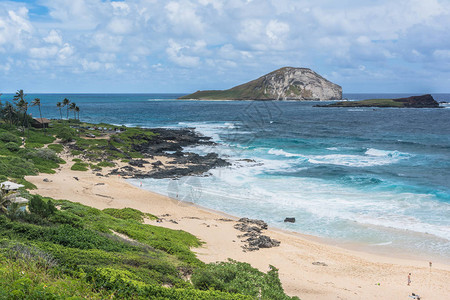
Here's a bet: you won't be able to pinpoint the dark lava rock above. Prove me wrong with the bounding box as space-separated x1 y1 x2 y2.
107 127 231 179
237 218 268 230
234 217 279 251
284 217 296 223
394 94 440 108
152 161 164 168
129 159 148 168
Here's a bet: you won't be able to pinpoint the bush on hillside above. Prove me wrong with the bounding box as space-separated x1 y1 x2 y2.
5 142 19 152
56 127 76 143
0 132 21 144
28 195 57 218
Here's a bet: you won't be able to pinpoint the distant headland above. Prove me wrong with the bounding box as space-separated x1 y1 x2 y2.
179 67 342 100
315 94 441 108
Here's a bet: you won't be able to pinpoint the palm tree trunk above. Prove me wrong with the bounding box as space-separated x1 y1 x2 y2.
38 105 46 134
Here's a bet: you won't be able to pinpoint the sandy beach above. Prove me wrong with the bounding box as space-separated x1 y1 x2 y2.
26 160 450 300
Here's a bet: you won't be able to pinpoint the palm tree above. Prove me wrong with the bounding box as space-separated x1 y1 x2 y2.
4 102 16 127
31 98 46 133
62 98 70 121
75 106 80 121
0 189 15 215
69 102 76 120
56 102 63 121
13 90 29 133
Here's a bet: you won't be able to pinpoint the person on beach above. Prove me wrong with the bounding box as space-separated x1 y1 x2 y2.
408 273 411 285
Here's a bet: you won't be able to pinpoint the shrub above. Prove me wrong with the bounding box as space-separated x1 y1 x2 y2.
0 132 21 144
56 127 76 143
71 162 88 171
0 157 37 178
97 161 115 167
28 195 56 218
103 208 157 223
47 144 63 153
71 150 82 156
26 148 59 162
191 259 299 300
5 142 19 152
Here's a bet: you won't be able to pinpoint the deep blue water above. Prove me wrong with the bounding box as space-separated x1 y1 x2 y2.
2 93 449 260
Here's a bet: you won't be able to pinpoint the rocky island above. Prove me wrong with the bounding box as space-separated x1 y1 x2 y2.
316 94 441 108
179 67 342 100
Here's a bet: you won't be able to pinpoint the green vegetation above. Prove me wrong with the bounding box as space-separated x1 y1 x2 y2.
97 161 115 167
103 207 158 222
192 260 297 300
47 144 63 153
319 94 440 108
0 197 297 299
322 98 404 108
71 161 89 171
179 67 307 100
0 94 297 299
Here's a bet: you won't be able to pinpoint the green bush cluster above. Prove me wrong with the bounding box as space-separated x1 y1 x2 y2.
71 161 88 171
97 161 115 167
47 144 63 153
103 207 157 222
0 132 21 144
192 260 299 300
5 142 20 152
56 127 76 143
28 195 57 218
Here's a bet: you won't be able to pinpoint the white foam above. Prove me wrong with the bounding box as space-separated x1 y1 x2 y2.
268 148 302 158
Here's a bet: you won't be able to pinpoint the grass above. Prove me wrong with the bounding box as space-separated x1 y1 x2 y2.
103 207 158 222
97 161 115 167
47 144 63 153
0 198 297 299
71 162 89 171
0 121 297 299
323 98 404 107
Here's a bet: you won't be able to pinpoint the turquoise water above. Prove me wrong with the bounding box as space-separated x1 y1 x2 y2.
2 93 449 261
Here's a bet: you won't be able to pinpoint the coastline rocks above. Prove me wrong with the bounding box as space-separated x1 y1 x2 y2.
107 128 231 179
284 217 296 223
234 218 280 251
129 159 149 167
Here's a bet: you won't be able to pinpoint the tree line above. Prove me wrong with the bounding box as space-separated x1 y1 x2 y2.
0 90 81 132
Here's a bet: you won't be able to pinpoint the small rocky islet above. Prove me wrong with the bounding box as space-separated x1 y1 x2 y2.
315 94 441 108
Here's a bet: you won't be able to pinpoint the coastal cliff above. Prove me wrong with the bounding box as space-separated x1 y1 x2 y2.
179 67 342 100
316 94 440 108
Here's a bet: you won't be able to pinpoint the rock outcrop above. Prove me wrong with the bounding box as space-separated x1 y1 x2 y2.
317 94 441 108
234 218 280 251
179 67 342 100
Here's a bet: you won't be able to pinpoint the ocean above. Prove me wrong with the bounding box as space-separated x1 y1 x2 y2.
2 93 449 261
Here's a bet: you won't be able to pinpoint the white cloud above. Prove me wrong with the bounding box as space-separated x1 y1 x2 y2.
166 39 200 67
1 0 450 92
29 46 58 59
44 30 63 45
107 18 133 35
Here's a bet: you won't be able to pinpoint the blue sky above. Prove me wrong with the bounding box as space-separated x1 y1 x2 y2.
1 0 449 93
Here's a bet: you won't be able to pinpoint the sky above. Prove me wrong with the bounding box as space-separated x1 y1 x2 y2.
0 0 450 93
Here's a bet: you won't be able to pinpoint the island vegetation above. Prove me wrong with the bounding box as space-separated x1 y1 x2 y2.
0 91 298 299
316 94 440 108
179 67 342 100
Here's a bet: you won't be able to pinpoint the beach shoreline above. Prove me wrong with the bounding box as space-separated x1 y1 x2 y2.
127 180 450 266
25 160 450 299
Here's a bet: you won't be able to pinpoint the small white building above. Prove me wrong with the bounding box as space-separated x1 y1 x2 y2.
1 181 28 211
1 181 24 191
